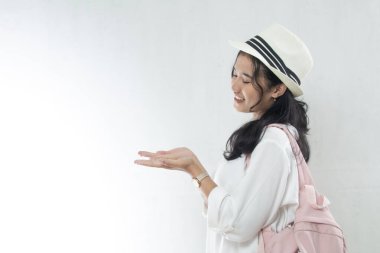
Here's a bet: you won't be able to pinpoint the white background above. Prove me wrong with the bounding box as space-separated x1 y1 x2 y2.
0 0 379 252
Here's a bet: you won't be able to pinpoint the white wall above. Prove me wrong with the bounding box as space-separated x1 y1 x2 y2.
0 0 379 252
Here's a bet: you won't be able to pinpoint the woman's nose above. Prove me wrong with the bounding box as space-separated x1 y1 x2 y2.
231 77 242 92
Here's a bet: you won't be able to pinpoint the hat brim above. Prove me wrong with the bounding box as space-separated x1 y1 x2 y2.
228 40 303 97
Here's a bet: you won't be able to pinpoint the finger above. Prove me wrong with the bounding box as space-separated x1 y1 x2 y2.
155 153 179 160
155 147 185 154
138 151 158 158
135 158 174 170
134 158 166 168
139 150 178 158
138 151 177 161
156 150 168 155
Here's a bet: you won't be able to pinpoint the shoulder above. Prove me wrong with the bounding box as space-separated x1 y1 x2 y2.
262 127 287 142
256 124 298 155
260 126 290 146
244 125 296 175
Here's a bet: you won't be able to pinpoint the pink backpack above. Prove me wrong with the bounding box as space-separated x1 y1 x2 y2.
258 124 347 253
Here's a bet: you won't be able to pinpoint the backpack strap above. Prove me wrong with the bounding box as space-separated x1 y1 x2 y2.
259 123 312 229
266 123 315 188
259 124 320 251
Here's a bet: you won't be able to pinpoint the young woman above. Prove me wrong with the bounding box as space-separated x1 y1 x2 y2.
134 24 313 253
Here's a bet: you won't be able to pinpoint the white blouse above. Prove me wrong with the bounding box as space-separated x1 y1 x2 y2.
202 125 300 253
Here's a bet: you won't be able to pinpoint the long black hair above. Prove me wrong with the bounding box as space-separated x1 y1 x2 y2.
223 51 310 162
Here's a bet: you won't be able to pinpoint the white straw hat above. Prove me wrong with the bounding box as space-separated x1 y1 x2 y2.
229 24 313 97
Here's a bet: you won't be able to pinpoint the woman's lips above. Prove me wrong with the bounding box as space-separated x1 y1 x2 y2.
234 96 245 103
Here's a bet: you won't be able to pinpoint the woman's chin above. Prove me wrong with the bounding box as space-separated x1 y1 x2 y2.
233 106 247 113
234 102 244 110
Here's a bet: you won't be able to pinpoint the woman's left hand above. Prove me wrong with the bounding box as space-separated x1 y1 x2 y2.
134 147 205 177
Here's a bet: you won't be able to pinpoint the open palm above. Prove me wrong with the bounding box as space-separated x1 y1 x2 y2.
135 147 204 176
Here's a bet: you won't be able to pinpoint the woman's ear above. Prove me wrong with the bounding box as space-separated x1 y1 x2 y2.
271 83 287 99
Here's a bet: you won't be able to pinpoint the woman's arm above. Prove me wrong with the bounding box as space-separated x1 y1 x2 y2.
202 134 292 243
135 147 218 201
188 164 218 201
135 131 292 243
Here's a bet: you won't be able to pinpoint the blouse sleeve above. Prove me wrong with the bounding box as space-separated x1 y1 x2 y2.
205 135 292 243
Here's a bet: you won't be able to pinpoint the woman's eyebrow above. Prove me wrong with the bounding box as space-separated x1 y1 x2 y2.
233 67 253 79
242 73 253 79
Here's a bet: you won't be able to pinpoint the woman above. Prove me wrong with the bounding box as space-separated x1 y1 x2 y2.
134 24 313 253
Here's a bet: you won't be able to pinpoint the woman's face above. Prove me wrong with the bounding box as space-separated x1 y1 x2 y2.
231 53 274 119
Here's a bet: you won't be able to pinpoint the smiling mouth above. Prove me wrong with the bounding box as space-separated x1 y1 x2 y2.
234 96 245 102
